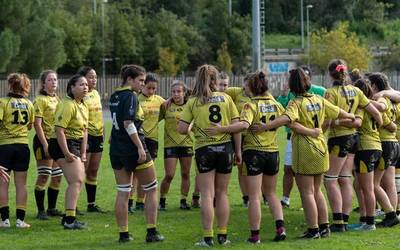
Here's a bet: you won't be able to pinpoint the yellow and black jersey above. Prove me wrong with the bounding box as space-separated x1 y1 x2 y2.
356 108 388 151
325 84 370 138
378 97 398 142
396 102 400 141
138 93 165 141
285 93 340 174
225 87 251 114
52 96 89 140
240 95 284 152
84 89 103 136
0 93 34 145
33 94 59 139
180 92 239 149
160 102 193 148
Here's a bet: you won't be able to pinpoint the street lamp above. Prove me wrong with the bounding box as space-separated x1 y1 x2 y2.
300 0 304 49
306 4 313 65
102 0 107 81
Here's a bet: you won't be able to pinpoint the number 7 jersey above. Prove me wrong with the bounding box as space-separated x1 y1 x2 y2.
180 92 239 150
0 94 34 145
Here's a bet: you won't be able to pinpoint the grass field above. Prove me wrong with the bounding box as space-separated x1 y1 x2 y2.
2 121 400 249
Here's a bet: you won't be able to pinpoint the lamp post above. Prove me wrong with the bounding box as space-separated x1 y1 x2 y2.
252 0 261 71
300 0 304 49
306 4 313 65
102 0 107 80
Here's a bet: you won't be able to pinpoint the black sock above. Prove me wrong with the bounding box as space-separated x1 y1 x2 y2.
65 216 75 224
180 199 186 204
204 236 213 243
333 213 344 226
35 189 45 211
47 187 59 210
319 223 329 230
251 230 259 236
275 219 284 229
160 198 166 205
386 211 396 219
359 216 367 223
16 209 25 221
192 194 200 200
342 213 349 224
397 210 400 216
128 199 133 208
147 227 156 235
243 195 249 203
308 227 319 235
366 216 375 225
120 231 129 239
0 206 9 220
85 183 97 205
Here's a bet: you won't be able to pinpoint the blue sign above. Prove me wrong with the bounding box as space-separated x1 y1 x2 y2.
268 62 289 74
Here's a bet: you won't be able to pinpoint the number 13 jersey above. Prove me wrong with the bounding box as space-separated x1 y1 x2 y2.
180 92 239 150
0 93 34 145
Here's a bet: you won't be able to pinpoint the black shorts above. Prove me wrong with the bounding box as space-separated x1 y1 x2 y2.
0 144 30 171
164 147 194 159
33 135 51 161
145 138 159 159
110 152 153 172
49 138 83 161
87 135 104 153
242 150 279 176
354 150 382 173
328 134 359 157
194 142 234 174
381 141 400 169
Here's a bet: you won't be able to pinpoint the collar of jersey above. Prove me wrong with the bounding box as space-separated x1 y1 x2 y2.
8 93 24 98
251 95 272 100
115 86 132 92
332 81 343 86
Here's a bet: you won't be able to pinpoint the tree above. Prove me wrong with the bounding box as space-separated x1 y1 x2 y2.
0 29 20 72
157 48 179 76
216 42 233 73
380 45 400 71
309 22 371 72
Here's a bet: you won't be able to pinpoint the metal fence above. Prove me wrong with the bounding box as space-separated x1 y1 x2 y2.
1 73 400 105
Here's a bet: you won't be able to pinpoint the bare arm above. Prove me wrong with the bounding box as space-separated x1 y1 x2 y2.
124 120 146 163
178 121 190 134
370 100 386 112
80 129 88 162
231 119 242 165
331 117 362 129
365 103 383 127
385 122 397 133
34 117 50 158
203 121 249 135
55 127 76 162
374 89 400 103
289 122 322 138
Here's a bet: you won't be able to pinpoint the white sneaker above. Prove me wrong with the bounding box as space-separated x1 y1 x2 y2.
16 219 31 228
194 239 213 247
0 219 10 228
375 209 385 217
355 223 376 231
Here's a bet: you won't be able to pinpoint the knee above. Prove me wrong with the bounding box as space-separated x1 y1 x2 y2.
164 174 174 183
181 172 190 181
284 167 293 176
36 175 49 186
51 176 62 185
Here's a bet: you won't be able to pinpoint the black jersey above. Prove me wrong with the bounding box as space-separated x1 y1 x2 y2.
109 86 145 156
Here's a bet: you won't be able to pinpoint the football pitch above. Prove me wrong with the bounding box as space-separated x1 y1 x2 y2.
2 122 399 249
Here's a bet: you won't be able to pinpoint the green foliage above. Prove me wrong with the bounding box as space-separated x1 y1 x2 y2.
309 22 371 72
216 42 233 74
0 29 20 72
380 45 400 71
157 48 179 76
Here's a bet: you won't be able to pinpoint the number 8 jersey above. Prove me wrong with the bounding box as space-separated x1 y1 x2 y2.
0 93 34 145
180 92 239 150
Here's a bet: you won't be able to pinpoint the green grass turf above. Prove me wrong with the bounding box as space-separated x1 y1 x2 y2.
2 121 399 249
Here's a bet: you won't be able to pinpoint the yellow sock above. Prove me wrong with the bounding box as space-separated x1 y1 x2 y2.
16 205 26 211
181 194 187 200
35 185 46 191
160 193 167 199
119 225 128 232
218 227 227 235
66 209 76 217
137 197 145 203
203 229 213 237
86 179 97 185
147 224 156 229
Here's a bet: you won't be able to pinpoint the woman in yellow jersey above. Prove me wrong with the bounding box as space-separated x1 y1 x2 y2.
324 59 381 231
224 74 252 207
49 74 88 229
368 73 400 227
351 79 384 230
262 68 355 238
33 70 63 220
205 71 292 243
109 65 163 243
159 81 193 210
77 66 106 213
178 65 241 247
0 73 34 228
130 74 165 212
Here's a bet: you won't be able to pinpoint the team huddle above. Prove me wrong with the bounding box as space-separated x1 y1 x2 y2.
0 59 399 246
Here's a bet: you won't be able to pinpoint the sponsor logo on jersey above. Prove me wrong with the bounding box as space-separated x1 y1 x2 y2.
306 103 321 112
340 89 356 97
208 96 225 103
259 104 277 113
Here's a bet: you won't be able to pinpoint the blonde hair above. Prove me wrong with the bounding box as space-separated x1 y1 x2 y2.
8 73 31 97
192 64 219 104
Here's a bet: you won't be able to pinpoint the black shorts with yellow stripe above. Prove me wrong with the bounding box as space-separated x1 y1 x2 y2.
110 152 153 172
164 147 193 159
328 133 359 157
381 141 400 169
87 134 104 153
33 135 51 161
145 138 159 159
194 142 233 174
354 150 382 173
242 150 279 176
49 138 82 161
0 144 30 171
